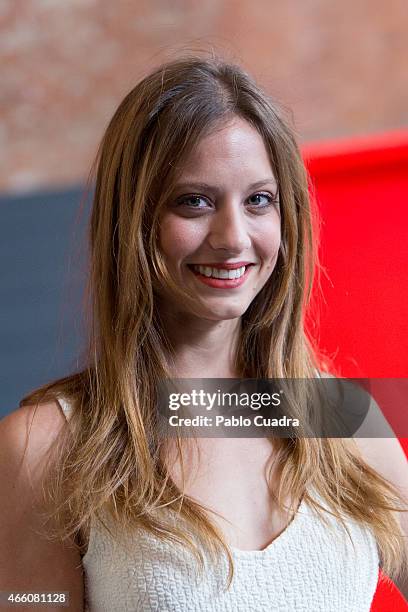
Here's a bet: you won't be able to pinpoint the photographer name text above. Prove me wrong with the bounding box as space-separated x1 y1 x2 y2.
168 415 300 428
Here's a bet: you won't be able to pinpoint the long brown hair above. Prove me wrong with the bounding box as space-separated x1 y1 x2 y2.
20 53 407 588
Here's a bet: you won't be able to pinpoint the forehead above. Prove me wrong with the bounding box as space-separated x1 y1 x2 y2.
175 117 276 184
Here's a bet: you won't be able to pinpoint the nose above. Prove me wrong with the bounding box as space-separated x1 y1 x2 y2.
207 199 251 253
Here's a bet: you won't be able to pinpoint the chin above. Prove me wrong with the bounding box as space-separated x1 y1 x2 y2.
199 304 247 321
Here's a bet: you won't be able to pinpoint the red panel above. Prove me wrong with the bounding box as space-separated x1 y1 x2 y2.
303 131 408 379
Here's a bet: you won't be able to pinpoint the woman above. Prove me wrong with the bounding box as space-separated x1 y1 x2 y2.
1 55 407 611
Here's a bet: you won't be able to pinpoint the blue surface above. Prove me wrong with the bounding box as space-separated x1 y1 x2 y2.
0 185 90 417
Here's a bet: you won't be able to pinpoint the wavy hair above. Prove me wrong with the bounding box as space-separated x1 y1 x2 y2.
20 54 407 589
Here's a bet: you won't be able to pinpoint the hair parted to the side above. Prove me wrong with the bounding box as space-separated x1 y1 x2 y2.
20 53 407 589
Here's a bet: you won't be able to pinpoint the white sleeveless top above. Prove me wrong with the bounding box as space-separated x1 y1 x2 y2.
57 396 380 612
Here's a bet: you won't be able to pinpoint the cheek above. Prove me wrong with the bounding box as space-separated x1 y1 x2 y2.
159 215 204 265
257 221 281 265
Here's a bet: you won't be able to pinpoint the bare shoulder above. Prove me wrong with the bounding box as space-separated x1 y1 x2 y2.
351 436 408 495
1 399 67 458
331 378 408 520
317 372 407 490
350 391 408 493
0 401 84 610
0 401 69 510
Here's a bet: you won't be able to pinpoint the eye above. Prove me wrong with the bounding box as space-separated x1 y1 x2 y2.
247 192 278 208
177 194 210 209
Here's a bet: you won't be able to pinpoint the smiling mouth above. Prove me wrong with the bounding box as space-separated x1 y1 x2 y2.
187 264 254 280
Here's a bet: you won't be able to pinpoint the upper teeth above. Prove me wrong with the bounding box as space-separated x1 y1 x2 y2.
193 265 246 279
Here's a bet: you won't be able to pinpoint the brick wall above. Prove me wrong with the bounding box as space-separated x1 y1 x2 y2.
1 0 407 193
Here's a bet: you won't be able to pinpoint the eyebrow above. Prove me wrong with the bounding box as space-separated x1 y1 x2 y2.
173 178 278 193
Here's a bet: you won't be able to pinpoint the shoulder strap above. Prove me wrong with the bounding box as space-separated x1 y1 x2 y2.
56 396 73 421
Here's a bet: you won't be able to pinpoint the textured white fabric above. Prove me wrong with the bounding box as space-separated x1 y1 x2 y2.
57 396 380 612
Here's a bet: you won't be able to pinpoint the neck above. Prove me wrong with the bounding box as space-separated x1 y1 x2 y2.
158 308 242 379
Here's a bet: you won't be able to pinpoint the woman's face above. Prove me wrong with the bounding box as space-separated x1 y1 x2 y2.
158 116 281 321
